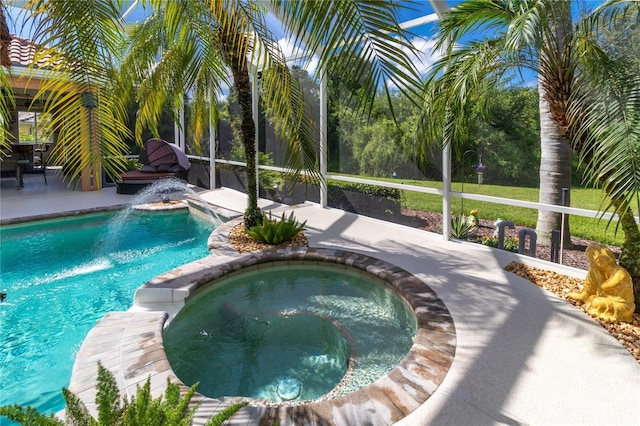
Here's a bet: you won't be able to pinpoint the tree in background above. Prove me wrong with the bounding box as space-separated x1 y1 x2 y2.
328 83 540 185
464 86 540 187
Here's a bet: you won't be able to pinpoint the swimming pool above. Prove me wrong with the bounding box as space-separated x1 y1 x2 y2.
0 210 214 416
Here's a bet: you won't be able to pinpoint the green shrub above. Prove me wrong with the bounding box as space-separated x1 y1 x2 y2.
450 215 477 239
0 361 246 425
327 181 403 219
245 211 306 245
481 236 520 253
328 181 402 201
126 158 143 171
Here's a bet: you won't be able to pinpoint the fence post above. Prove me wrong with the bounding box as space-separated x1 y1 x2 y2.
550 229 561 263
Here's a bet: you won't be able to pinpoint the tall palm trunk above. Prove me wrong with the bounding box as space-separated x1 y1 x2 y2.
535 0 574 249
536 85 573 248
225 47 261 228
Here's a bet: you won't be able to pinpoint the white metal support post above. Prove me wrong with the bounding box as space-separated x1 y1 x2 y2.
319 72 328 208
251 71 260 203
430 0 452 241
209 92 216 190
442 143 452 240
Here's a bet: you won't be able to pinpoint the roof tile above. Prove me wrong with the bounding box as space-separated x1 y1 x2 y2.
9 34 51 68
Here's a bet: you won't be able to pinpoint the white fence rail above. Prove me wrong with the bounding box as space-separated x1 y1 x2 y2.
197 159 640 226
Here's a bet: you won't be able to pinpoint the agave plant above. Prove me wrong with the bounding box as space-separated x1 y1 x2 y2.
449 215 477 240
245 210 306 245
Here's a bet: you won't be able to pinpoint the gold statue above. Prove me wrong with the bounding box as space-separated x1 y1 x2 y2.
568 243 635 323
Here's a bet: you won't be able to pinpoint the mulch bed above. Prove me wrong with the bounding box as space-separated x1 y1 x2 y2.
400 209 621 270
228 223 309 253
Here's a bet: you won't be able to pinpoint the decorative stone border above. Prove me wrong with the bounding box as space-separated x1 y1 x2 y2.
68 221 456 425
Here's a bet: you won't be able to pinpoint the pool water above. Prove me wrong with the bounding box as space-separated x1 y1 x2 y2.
164 264 417 402
0 211 214 416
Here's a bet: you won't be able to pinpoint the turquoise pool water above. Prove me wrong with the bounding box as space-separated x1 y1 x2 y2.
0 210 214 416
164 264 417 402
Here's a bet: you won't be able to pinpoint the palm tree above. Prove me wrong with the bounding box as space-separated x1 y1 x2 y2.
418 0 576 248
12 0 132 189
11 0 418 225
117 0 421 227
419 0 640 307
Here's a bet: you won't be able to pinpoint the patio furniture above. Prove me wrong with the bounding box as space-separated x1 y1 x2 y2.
26 143 49 185
116 139 191 194
0 157 27 189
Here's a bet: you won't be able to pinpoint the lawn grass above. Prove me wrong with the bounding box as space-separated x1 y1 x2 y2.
331 175 625 246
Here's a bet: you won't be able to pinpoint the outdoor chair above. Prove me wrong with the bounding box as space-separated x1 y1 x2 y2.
1 157 21 189
29 144 48 185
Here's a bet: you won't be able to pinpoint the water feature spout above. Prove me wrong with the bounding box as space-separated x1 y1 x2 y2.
98 178 221 254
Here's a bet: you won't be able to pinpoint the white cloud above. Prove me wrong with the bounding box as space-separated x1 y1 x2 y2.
386 35 443 90
406 36 443 76
277 38 318 75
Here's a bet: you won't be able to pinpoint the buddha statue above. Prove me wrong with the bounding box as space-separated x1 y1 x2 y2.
568 243 635 323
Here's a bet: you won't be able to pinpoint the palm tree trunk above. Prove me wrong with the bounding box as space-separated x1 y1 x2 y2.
227 53 261 227
536 86 573 248
536 0 574 249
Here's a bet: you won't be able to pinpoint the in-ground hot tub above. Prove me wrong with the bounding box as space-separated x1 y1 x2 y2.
98 238 458 424
163 263 417 402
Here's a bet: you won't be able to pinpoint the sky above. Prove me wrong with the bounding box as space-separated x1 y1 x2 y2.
5 0 450 76
5 0 607 87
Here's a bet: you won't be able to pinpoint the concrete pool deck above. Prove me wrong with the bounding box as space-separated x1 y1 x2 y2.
2 175 639 425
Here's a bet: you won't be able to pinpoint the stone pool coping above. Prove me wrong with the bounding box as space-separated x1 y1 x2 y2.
67 219 456 425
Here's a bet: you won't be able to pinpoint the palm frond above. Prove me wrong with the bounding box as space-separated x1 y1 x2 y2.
568 54 640 218
124 0 236 147
435 0 524 53
416 37 511 158
418 0 553 157
569 0 640 218
270 0 422 117
0 71 15 157
22 0 131 187
260 63 320 184
578 0 640 36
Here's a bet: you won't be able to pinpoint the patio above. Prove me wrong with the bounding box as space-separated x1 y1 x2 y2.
1 173 639 425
